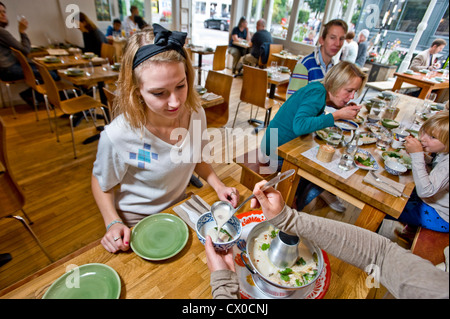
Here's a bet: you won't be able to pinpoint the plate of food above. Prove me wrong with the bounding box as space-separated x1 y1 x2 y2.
353 115 365 125
354 149 379 170
334 120 358 131
315 126 343 147
366 123 383 135
382 151 412 169
64 68 85 76
358 131 377 144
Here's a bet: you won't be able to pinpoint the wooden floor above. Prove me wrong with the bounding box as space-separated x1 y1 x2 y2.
0 71 407 293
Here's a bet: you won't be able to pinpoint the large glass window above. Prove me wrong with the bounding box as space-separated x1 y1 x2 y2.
435 6 449 36
248 0 266 32
270 0 294 39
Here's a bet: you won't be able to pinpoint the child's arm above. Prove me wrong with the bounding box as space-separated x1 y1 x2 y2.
410 152 449 198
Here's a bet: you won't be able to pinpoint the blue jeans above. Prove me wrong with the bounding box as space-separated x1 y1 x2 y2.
397 189 449 233
277 159 324 210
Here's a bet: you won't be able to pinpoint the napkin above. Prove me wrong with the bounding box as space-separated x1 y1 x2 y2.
363 171 406 197
46 48 69 56
201 92 221 101
172 195 211 230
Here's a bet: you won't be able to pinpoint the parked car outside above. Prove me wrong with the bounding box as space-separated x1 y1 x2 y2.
204 15 229 31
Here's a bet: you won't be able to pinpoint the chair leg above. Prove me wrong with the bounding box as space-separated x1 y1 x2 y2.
52 106 60 142
6 83 17 119
5 215 54 262
31 89 39 122
69 114 77 159
43 95 54 133
100 107 110 124
232 101 243 128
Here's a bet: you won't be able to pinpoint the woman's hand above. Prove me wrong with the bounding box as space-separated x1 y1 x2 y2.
333 104 361 121
101 223 131 253
405 135 423 153
250 180 285 220
205 236 236 273
215 184 239 208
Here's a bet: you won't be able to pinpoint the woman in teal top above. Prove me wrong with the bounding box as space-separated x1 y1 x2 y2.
261 61 367 209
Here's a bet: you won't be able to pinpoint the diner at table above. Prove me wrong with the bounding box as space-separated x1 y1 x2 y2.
91 24 239 253
261 61 366 210
228 16 251 75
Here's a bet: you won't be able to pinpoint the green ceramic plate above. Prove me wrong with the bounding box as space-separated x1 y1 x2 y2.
42 263 121 299
131 213 188 261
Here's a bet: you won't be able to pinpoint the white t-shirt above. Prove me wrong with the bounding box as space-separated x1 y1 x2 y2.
123 16 139 36
93 107 209 226
341 40 358 64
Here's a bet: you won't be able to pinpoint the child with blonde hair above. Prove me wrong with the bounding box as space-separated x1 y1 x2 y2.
399 110 449 235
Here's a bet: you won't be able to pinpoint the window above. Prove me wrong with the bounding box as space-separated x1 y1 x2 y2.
270 0 294 39
249 0 266 32
435 7 449 36
196 2 206 15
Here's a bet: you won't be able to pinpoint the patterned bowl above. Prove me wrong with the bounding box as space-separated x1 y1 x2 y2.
196 211 242 252
384 159 407 175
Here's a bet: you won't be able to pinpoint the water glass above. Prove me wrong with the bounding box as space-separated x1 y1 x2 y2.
376 130 392 150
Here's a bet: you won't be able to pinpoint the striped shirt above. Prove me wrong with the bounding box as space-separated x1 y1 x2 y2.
286 46 334 100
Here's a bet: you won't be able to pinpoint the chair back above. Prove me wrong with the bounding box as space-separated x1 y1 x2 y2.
204 70 233 128
212 45 227 71
35 62 61 110
102 87 117 121
101 43 115 64
0 116 25 217
240 65 268 109
266 44 283 67
10 47 39 90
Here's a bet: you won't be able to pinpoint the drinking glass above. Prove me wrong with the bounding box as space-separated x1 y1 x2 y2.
423 92 437 112
376 130 392 150
270 61 279 78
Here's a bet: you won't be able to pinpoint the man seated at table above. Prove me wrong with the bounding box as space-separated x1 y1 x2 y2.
410 39 447 72
286 19 348 99
236 19 272 71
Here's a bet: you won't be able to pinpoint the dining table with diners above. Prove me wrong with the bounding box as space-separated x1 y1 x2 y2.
0 176 373 300
276 91 432 232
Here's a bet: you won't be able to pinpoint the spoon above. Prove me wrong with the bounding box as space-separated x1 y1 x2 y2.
211 169 296 239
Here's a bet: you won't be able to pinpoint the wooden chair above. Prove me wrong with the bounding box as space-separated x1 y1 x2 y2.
102 86 116 122
411 227 449 266
36 62 109 159
265 44 283 68
0 78 23 118
0 117 53 262
204 70 233 163
234 150 278 191
232 65 278 130
212 45 228 71
10 47 79 131
101 43 116 64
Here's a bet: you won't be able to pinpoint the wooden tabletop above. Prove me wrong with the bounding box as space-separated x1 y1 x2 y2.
57 66 119 86
200 94 224 109
272 52 303 61
232 41 250 49
0 176 371 299
34 56 108 71
393 71 449 99
277 92 420 231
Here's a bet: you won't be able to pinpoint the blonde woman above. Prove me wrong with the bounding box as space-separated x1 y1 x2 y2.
261 61 367 210
92 24 239 253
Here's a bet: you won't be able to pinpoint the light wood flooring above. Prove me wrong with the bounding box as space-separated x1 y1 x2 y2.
0 72 408 293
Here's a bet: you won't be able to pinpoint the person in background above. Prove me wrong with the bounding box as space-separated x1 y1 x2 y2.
410 39 447 72
355 29 369 67
77 12 107 56
106 19 122 37
261 61 366 211
396 111 449 240
238 19 272 69
134 15 149 30
123 5 139 36
340 31 358 63
205 180 449 299
303 29 316 45
92 25 239 254
228 16 251 75
287 19 348 99
0 1 58 105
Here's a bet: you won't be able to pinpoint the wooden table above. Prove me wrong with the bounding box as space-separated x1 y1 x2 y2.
0 176 371 299
277 93 420 232
200 94 224 109
392 71 449 100
57 66 119 105
34 56 108 71
190 47 215 85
